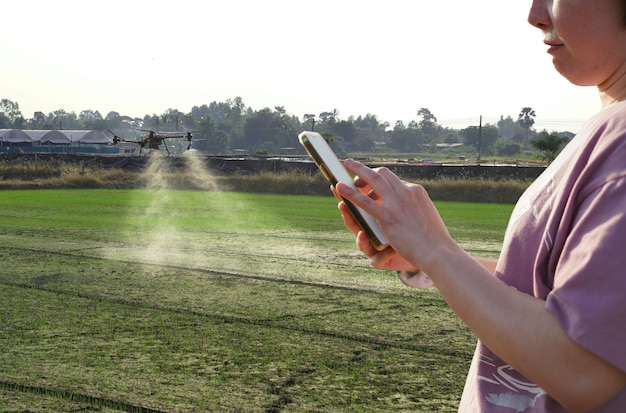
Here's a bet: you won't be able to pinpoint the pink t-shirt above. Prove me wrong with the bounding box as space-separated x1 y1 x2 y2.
459 101 626 412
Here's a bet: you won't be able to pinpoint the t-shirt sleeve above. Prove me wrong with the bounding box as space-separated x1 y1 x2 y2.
547 175 626 373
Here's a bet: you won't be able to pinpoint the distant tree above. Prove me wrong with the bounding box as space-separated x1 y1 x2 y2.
461 124 499 157
497 115 526 141
190 115 220 153
443 130 461 144
417 107 440 141
0 112 9 128
330 120 357 145
518 107 536 141
225 97 246 128
531 131 570 163
52 109 67 129
319 109 339 126
2 96 583 159
390 120 425 152
142 114 160 131
190 104 211 120
108 111 135 132
242 107 298 153
497 141 522 157
353 114 388 151
272 107 299 149
303 114 316 130
243 108 274 150
0 99 23 126
417 107 437 123
27 111 49 129
79 110 104 130
207 131 229 154
160 108 185 130
205 101 229 124
224 97 247 145
52 109 79 129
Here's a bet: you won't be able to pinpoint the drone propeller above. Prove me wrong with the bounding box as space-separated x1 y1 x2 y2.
132 128 189 139
107 129 142 145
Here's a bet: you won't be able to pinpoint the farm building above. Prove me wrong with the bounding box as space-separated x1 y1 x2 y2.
23 130 71 145
0 129 116 154
0 129 33 144
58 130 111 145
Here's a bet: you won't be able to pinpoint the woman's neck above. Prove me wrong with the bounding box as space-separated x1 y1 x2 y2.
599 63 626 107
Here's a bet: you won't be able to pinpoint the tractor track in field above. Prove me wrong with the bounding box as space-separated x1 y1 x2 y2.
2 244 434 296
1 245 471 361
1 278 471 360
0 380 169 413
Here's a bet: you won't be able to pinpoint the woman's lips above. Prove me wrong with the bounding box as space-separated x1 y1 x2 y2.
544 39 564 54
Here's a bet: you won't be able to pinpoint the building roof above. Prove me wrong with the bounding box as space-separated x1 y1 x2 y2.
0 129 111 145
24 130 71 144
0 129 34 143
61 130 110 144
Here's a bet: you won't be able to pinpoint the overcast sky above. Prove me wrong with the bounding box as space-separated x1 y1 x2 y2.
1 0 601 133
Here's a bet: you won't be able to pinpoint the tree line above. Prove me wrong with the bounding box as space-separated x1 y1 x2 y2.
0 97 568 159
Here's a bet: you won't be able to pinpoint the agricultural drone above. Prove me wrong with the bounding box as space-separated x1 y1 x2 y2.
108 129 195 155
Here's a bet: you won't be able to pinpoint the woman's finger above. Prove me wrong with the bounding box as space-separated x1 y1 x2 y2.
343 160 396 201
338 200 363 236
330 184 342 202
353 174 368 189
335 181 385 219
367 190 380 201
355 230 384 259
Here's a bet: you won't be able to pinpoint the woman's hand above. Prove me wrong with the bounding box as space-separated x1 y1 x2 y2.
337 199 420 273
331 172 417 272
335 159 456 275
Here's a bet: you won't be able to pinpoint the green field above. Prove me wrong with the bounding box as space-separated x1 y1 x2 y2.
0 189 512 412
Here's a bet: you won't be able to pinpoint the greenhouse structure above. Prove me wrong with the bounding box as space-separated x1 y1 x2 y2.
0 129 120 154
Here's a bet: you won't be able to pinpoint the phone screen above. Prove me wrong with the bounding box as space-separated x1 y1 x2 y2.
298 131 389 250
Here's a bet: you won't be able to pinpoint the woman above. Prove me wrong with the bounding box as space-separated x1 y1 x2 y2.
335 0 626 411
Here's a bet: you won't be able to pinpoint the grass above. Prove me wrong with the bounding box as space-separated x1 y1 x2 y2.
0 189 512 412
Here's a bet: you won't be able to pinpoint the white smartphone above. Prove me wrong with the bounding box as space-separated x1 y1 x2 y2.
298 131 389 251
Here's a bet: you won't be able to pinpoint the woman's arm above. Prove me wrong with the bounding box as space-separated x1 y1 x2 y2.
429 244 626 413
475 257 497 273
336 159 626 412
